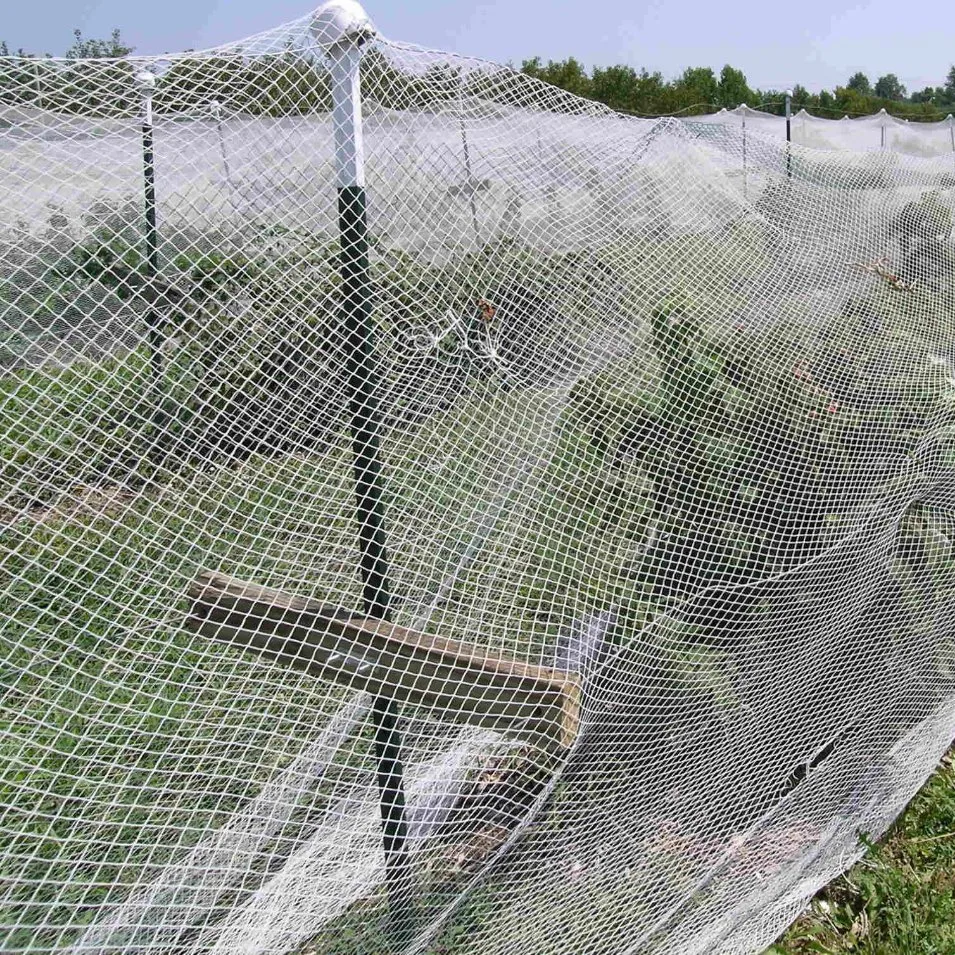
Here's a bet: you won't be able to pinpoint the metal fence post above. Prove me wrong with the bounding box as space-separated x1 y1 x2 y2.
137 71 163 388
459 86 482 253
210 99 234 188
785 89 792 180
312 1 414 945
740 105 747 200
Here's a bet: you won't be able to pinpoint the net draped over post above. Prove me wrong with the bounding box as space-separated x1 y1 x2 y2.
689 104 955 158
1 4 955 953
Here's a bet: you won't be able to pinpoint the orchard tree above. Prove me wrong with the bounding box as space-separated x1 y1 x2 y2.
53 29 137 116
632 68 670 113
0 41 50 57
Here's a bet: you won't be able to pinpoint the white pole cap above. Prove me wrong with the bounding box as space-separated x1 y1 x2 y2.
311 0 376 51
136 71 156 94
785 89 793 98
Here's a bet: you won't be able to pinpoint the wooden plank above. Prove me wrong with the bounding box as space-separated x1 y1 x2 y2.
185 570 580 749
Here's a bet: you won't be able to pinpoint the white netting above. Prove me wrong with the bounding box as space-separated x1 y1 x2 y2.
2 5 955 954
689 104 955 159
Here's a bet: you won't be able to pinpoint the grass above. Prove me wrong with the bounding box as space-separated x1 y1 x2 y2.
0 357 645 950
1 221 954 951
0 448 366 951
767 747 955 955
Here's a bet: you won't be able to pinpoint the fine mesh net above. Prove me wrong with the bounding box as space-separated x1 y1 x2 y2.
2 6 955 954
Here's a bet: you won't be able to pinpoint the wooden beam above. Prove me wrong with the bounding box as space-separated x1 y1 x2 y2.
185 570 580 749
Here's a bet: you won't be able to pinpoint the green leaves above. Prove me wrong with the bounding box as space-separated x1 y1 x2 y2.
773 753 955 954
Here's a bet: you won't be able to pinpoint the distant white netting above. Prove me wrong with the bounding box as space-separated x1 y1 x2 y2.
689 104 955 158
1 4 954 955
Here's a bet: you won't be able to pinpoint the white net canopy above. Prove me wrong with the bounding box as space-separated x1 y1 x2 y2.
690 104 955 159
2 4 955 954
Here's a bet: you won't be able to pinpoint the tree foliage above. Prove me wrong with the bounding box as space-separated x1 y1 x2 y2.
717 65 753 108
520 56 592 100
675 67 719 107
64 28 133 60
846 72 872 95
874 73 906 101
514 58 955 122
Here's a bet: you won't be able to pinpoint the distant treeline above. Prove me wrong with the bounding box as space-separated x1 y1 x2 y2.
519 59 955 122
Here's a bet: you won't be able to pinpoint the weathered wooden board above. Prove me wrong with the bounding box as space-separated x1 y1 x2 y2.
185 570 580 749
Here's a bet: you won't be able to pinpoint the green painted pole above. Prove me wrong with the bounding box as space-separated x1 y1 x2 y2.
136 70 169 460
313 2 414 945
138 71 163 390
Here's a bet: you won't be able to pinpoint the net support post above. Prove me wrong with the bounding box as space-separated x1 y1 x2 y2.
136 70 165 448
210 99 234 187
739 104 747 199
457 75 482 252
785 89 792 179
312 1 414 945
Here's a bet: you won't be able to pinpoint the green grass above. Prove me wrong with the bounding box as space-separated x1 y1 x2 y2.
0 340 778 950
0 449 366 951
767 747 955 955
1 225 954 951
0 368 643 950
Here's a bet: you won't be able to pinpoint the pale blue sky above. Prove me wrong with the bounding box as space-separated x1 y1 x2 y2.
2 0 951 95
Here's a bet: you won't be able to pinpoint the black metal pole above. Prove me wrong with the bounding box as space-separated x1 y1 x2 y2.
138 72 167 457
459 112 482 253
785 91 792 181
340 166 415 955
321 13 414 943
211 100 235 189
140 75 162 386
741 111 747 200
